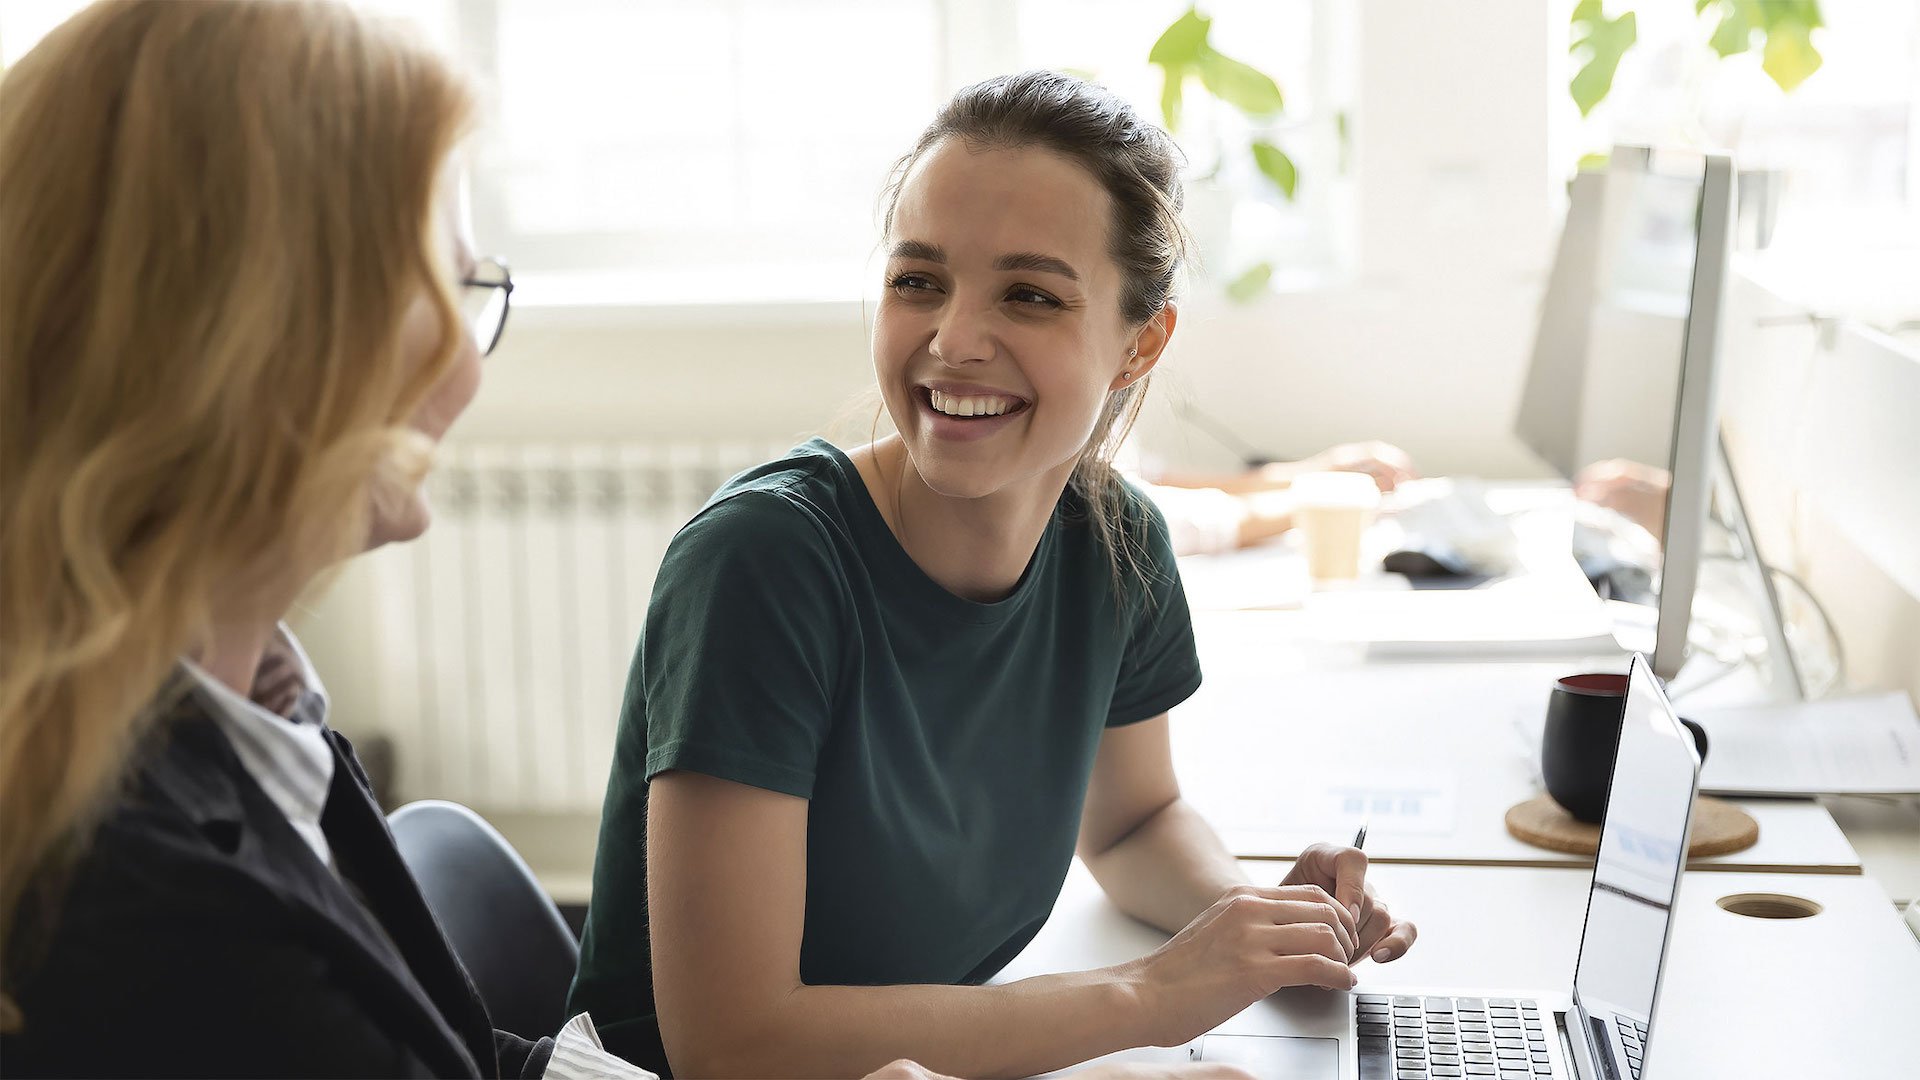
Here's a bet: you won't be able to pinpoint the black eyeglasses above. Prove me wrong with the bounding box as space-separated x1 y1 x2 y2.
460 256 513 356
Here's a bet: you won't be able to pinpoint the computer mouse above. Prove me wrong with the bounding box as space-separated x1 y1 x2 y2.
1382 547 1467 578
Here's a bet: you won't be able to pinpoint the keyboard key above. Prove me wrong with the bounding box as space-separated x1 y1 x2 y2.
1465 1065 1497 1077
1359 1035 1393 1079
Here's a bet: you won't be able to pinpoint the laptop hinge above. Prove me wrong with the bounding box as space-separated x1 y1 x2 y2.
1561 999 1605 1080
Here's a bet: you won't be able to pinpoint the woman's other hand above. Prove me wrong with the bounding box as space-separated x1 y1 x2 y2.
1281 843 1418 966
1297 442 1418 493
1126 883 1359 1047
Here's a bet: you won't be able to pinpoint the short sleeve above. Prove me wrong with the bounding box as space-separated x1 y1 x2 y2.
1106 487 1204 726
634 489 848 799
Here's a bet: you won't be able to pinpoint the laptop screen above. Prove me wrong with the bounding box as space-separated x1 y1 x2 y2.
1570 656 1701 1037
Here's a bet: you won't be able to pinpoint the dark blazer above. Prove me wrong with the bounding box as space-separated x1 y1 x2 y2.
2 683 555 1078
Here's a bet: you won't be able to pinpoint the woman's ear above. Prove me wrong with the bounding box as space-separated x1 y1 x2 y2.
1108 302 1178 390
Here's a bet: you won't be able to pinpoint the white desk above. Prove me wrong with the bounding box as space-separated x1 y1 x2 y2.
997 859 1920 1079
1172 612 1862 874
1822 794 1920 905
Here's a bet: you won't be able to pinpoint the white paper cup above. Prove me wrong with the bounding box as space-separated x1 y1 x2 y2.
1291 471 1381 580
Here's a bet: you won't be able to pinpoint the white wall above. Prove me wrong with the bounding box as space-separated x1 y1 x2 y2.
1719 271 1920 705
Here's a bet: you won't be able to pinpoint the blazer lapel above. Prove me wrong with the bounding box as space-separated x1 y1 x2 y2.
156 691 487 1078
321 728 503 1077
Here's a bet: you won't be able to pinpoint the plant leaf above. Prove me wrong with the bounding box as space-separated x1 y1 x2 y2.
1159 67 1186 132
1761 20 1822 91
1195 46 1284 117
1708 2 1752 57
1570 7 1636 117
1578 151 1611 171
1226 262 1273 303
1250 140 1298 200
1148 5 1210 68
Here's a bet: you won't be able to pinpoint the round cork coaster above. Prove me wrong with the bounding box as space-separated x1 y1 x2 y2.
1504 793 1759 858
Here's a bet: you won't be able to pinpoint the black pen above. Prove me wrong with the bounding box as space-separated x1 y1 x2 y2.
1353 818 1369 851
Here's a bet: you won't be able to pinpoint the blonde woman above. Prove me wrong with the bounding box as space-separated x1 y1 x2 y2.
0 3 652 1076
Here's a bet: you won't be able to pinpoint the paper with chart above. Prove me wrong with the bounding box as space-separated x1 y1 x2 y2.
1692 692 1920 796
1197 769 1459 838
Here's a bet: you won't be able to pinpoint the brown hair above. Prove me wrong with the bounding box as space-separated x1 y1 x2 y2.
0 0 474 1029
881 70 1191 603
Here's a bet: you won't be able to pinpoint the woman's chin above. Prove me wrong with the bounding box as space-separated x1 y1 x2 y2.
364 497 432 551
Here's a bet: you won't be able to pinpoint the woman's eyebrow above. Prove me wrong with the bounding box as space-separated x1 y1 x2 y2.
994 251 1079 281
889 239 946 263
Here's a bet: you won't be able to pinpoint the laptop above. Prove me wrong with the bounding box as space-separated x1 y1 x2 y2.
1189 653 1702 1080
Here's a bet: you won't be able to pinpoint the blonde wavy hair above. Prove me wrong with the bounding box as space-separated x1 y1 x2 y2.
0 0 474 1029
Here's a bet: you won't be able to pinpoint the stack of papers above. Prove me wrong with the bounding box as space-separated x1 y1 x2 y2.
1304 588 1622 658
1692 692 1920 797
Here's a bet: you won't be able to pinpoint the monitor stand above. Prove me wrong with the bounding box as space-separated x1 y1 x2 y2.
1708 428 1806 700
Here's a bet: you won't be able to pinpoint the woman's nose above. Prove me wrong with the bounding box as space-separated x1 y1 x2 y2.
929 303 995 367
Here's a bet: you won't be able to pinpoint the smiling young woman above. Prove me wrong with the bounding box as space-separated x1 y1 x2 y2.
566 72 1417 1080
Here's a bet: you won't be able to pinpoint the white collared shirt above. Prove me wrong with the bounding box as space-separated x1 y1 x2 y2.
180 625 336 868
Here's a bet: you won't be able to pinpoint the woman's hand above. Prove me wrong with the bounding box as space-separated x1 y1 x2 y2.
1281 843 1418 965
1296 442 1419 494
1126 883 1361 1047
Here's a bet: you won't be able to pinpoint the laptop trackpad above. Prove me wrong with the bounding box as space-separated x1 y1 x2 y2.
1195 1034 1340 1078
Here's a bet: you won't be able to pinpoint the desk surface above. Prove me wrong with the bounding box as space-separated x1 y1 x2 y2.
1172 612 1862 873
998 859 1920 1080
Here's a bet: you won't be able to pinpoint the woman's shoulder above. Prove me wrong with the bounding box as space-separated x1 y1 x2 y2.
656 439 868 602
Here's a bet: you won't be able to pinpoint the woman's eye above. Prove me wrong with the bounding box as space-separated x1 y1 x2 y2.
888 272 939 294
1007 286 1062 308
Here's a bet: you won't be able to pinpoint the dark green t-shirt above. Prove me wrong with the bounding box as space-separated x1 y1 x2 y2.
568 438 1201 1071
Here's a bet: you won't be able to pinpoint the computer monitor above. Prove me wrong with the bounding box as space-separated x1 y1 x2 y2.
1516 146 1735 682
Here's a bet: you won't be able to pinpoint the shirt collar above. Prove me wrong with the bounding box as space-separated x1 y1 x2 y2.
180 624 335 866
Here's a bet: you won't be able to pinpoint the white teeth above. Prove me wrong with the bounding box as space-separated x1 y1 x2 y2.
928 390 1021 418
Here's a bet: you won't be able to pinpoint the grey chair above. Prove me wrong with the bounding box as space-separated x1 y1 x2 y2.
388 800 579 1040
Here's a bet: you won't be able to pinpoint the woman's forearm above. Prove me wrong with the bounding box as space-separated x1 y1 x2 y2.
1080 797 1248 934
672 965 1147 1080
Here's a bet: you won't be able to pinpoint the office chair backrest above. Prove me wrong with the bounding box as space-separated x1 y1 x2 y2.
388 800 579 1039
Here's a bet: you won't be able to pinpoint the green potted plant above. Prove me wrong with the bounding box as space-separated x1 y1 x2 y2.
1146 4 1301 300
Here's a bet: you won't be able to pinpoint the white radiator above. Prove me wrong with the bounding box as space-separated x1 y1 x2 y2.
355 440 794 812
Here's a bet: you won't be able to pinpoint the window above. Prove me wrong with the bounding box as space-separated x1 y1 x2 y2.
2 0 1341 306
444 0 1335 305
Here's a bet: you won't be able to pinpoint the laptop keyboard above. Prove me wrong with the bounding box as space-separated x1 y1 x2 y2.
1356 995 1557 1079
1618 1015 1650 1079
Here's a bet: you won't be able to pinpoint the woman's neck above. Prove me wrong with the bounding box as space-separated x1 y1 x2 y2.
854 437 1073 603
190 601 285 701
193 572 303 699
